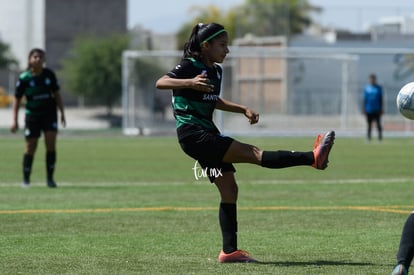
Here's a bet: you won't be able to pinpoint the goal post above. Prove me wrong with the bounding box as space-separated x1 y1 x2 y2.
122 47 412 137
122 50 181 135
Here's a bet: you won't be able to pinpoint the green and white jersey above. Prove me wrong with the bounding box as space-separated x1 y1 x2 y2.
15 68 59 116
166 58 223 140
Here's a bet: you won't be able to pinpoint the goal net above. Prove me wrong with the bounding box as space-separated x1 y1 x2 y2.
122 47 412 137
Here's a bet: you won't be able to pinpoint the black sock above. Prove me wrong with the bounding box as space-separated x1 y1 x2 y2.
397 213 414 269
46 151 56 181
261 150 314 168
23 154 34 183
219 203 237 254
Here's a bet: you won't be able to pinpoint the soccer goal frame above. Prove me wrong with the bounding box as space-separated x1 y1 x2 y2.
122 47 414 137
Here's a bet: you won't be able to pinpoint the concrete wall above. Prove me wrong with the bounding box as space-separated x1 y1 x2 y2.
45 0 127 71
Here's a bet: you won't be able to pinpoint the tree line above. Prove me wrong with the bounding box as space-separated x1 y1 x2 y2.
0 0 319 116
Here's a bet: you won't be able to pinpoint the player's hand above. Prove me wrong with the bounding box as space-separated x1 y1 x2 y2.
192 72 214 93
61 114 66 128
245 108 259 125
10 122 18 133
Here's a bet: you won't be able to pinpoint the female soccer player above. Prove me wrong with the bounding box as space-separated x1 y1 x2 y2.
10 48 66 188
391 213 414 275
155 23 335 263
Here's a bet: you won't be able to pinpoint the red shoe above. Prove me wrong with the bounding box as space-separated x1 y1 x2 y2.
218 249 258 263
312 130 335 170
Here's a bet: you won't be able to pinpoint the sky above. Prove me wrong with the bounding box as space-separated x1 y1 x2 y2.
128 0 414 34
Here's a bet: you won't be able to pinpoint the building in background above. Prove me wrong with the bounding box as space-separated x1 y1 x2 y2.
44 0 126 71
232 35 287 113
0 0 45 69
0 0 126 70
0 0 126 103
130 25 176 51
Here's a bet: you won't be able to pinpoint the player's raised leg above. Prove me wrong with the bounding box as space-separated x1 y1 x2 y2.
222 131 335 170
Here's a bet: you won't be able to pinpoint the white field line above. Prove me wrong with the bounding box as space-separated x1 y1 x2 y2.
0 177 412 187
0 205 413 215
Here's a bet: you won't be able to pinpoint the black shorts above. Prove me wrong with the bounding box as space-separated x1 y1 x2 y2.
24 114 58 139
366 113 381 123
178 126 235 183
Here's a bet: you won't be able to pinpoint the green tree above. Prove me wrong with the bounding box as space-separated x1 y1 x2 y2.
0 40 18 69
61 34 129 115
236 0 320 37
175 0 320 48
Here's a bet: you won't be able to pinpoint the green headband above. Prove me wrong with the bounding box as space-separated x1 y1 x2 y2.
200 29 226 46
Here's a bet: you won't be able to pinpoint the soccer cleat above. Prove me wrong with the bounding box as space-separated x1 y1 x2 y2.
21 181 30 188
312 130 335 170
391 264 408 275
47 180 57 188
218 249 258 263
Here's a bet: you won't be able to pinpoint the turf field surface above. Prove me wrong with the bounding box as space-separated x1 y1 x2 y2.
1 135 413 274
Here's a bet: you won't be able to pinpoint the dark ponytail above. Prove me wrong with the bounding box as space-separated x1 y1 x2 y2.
183 23 204 59
183 23 226 59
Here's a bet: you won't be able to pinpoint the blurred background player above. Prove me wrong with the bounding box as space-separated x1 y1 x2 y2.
10 48 66 188
156 22 335 263
363 73 383 142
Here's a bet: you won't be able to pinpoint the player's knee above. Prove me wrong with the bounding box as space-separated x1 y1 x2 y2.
252 146 263 163
225 179 238 200
222 188 238 202
232 183 238 197
215 174 238 201
26 142 38 154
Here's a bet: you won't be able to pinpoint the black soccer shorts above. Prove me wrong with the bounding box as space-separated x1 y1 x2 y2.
179 129 236 183
24 114 58 139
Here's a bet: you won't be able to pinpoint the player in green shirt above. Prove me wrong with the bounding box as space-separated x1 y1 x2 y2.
156 23 335 263
11 48 66 188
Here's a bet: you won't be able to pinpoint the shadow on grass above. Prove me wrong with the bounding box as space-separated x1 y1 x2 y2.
257 260 374 267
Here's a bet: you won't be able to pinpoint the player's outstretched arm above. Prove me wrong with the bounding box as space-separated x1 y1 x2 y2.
216 97 259 125
155 75 213 93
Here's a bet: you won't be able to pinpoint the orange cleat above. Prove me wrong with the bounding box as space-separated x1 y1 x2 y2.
312 130 335 170
391 264 408 275
218 249 258 263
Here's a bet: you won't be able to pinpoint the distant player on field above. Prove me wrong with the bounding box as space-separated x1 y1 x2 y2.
10 48 66 188
363 74 383 142
155 22 335 263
